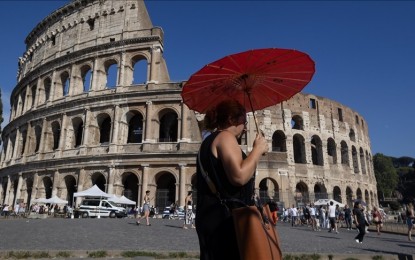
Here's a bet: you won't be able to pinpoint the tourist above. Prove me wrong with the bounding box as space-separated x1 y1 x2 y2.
406 203 414 241
183 191 195 229
195 100 268 259
136 190 151 226
372 206 383 235
344 204 353 230
353 201 366 243
328 201 338 233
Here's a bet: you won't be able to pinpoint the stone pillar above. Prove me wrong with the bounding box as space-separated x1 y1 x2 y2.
91 58 100 91
49 71 57 102
179 164 187 207
144 101 154 142
14 173 23 206
58 113 67 151
30 173 39 203
39 118 48 153
76 168 86 206
119 51 127 86
149 44 162 83
12 129 21 160
110 105 120 150
81 109 90 146
4 176 12 205
107 166 115 195
141 164 149 205
0 177 3 204
180 102 189 141
52 170 60 197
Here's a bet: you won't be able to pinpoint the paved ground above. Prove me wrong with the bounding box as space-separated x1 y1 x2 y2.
0 216 414 259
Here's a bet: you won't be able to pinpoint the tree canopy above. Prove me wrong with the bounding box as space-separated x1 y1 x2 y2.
373 153 398 199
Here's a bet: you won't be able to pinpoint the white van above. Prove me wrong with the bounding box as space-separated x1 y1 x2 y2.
77 199 127 218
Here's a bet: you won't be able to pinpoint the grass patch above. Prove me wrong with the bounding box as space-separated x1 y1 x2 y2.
5 251 50 259
55 251 71 258
87 251 108 258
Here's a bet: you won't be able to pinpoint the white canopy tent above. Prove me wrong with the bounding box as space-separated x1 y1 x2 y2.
108 195 136 205
314 199 345 208
73 185 111 198
45 196 68 204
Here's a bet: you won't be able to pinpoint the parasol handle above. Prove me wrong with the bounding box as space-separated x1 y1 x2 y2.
246 92 260 134
246 92 266 156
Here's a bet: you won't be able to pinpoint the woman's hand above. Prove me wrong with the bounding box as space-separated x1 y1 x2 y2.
253 133 268 155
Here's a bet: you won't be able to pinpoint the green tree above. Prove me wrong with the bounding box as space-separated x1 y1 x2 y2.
373 153 398 199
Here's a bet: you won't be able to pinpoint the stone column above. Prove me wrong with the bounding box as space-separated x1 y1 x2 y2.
49 71 57 102
30 173 39 203
179 164 187 207
149 44 162 83
118 51 127 86
110 105 120 149
144 101 153 142
180 102 189 141
4 176 12 205
141 164 149 205
81 109 90 146
58 113 67 151
14 173 23 206
76 168 86 206
39 118 48 153
52 170 60 197
12 129 21 160
0 177 4 204
107 166 115 195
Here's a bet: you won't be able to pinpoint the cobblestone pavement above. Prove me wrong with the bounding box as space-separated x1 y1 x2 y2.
0 217 414 258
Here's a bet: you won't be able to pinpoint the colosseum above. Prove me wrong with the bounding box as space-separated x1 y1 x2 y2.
0 0 377 212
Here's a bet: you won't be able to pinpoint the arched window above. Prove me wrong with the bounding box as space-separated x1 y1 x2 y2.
293 134 306 164
72 117 84 148
20 130 27 155
34 125 42 153
105 60 118 88
44 78 51 102
327 138 337 164
61 72 70 96
51 121 61 150
127 113 143 143
98 114 111 144
349 129 356 142
311 135 323 166
340 141 349 165
291 115 303 130
31 85 37 108
272 130 286 152
352 146 359 173
81 66 93 92
360 147 366 174
159 111 178 142
132 58 147 85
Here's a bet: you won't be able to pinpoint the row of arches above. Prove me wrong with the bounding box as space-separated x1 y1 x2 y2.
272 130 372 173
13 53 149 120
2 107 179 161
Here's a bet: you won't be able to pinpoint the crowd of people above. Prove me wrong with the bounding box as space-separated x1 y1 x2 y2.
0 202 73 218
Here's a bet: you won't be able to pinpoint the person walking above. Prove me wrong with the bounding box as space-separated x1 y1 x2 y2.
344 204 353 230
353 201 366 243
406 202 414 241
195 100 268 260
183 191 195 229
372 206 383 235
136 190 151 226
328 201 338 233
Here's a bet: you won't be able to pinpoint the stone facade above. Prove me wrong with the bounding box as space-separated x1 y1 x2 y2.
0 0 377 211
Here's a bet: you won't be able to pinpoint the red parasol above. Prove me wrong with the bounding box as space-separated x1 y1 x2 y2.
182 48 315 112
181 48 315 131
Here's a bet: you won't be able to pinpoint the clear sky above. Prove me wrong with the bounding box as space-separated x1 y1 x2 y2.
0 1 414 158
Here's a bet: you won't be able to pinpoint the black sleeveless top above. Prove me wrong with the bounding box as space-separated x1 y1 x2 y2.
195 131 255 260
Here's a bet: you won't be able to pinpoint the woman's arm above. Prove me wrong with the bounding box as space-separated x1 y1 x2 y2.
214 131 268 186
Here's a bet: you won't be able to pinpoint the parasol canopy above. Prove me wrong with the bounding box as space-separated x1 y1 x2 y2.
181 48 315 114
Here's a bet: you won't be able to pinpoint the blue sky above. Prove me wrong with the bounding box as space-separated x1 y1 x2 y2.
0 1 414 158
